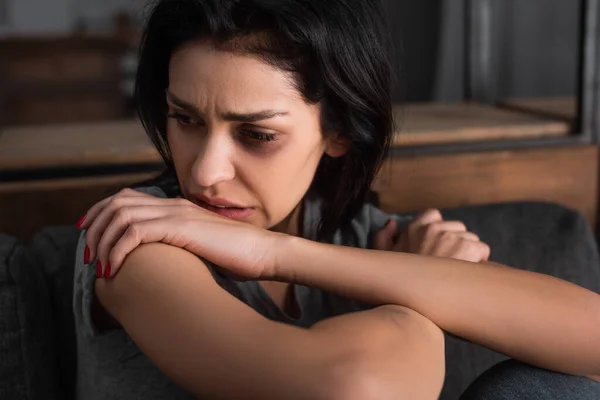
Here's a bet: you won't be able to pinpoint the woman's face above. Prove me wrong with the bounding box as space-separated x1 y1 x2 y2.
167 40 344 234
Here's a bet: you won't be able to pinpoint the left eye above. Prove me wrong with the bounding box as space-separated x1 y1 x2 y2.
242 130 278 143
167 112 198 126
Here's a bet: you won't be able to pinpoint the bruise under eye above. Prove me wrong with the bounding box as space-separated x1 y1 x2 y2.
239 128 281 152
242 129 278 142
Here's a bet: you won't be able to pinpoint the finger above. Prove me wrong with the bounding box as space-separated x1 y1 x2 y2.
455 232 480 242
428 221 468 235
106 218 175 277
412 209 443 227
86 195 175 261
455 239 490 263
479 241 491 262
96 205 177 278
407 209 443 239
79 188 148 230
374 219 398 250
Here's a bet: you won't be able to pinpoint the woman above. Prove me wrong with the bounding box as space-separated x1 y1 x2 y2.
73 0 600 399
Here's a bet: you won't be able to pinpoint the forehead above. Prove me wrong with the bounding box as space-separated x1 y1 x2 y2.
168 40 303 109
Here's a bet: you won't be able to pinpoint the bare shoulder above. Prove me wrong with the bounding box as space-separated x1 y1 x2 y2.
114 242 209 276
95 243 215 317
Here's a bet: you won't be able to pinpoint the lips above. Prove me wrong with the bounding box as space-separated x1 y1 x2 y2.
192 195 254 220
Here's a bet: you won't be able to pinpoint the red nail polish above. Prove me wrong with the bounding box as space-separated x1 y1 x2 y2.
96 261 102 278
76 215 86 228
104 261 112 278
84 245 90 264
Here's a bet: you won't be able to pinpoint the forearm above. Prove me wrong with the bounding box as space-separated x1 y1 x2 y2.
309 305 445 400
97 243 443 399
276 236 600 375
96 245 329 400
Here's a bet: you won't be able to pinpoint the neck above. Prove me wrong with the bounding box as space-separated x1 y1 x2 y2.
270 201 304 237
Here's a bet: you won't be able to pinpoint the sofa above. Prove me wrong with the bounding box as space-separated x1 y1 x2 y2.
1 200 599 400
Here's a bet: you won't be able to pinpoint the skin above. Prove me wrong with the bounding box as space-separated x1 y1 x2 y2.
78 40 600 399
167 40 346 235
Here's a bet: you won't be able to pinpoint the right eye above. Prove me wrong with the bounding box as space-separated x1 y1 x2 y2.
167 112 198 126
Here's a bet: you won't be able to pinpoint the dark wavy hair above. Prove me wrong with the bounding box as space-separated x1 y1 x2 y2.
135 0 394 242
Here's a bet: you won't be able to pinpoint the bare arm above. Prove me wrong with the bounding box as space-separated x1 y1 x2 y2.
96 243 444 400
275 236 600 376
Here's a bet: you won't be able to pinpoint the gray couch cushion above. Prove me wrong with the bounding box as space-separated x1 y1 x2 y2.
0 233 60 399
0 226 81 400
436 201 600 400
32 227 82 400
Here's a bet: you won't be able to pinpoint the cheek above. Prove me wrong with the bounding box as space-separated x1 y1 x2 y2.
248 141 324 211
254 140 322 183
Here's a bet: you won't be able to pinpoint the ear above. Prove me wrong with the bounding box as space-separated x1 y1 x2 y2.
324 135 349 158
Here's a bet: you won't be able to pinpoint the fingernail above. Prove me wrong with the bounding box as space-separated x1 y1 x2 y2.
103 261 112 279
76 215 86 228
96 261 102 278
84 245 90 264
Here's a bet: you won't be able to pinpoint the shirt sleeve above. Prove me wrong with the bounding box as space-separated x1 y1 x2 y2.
72 229 102 337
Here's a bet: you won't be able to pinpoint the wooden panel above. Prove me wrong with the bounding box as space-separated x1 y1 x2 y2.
393 103 571 147
373 145 598 226
0 102 573 171
5 51 117 83
7 93 126 126
0 172 161 242
1 145 596 239
0 120 160 171
0 34 130 126
497 97 576 121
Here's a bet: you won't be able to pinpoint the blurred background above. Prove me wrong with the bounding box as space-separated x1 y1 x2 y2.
0 0 582 120
0 0 598 242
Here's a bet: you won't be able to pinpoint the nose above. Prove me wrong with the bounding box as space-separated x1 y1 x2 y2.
191 132 236 188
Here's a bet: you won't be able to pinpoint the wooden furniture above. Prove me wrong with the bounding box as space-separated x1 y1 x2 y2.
375 145 598 226
1 3 597 242
497 97 577 122
0 173 160 241
0 120 162 241
0 102 570 171
0 120 159 171
0 102 595 240
394 102 571 146
0 35 132 127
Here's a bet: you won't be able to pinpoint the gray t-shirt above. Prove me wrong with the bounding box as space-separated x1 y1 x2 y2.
73 186 411 399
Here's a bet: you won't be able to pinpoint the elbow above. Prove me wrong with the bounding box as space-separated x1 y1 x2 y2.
314 354 384 400
324 367 387 400
320 310 445 400
322 354 444 400
324 365 398 400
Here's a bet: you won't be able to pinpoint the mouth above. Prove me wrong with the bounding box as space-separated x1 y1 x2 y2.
193 195 255 220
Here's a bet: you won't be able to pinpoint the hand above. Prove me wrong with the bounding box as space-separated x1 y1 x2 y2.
374 209 490 263
77 188 280 280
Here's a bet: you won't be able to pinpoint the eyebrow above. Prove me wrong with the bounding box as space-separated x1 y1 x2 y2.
166 91 289 123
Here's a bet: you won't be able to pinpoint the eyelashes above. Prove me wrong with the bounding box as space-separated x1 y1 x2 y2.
240 129 278 143
167 112 279 146
167 112 198 126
